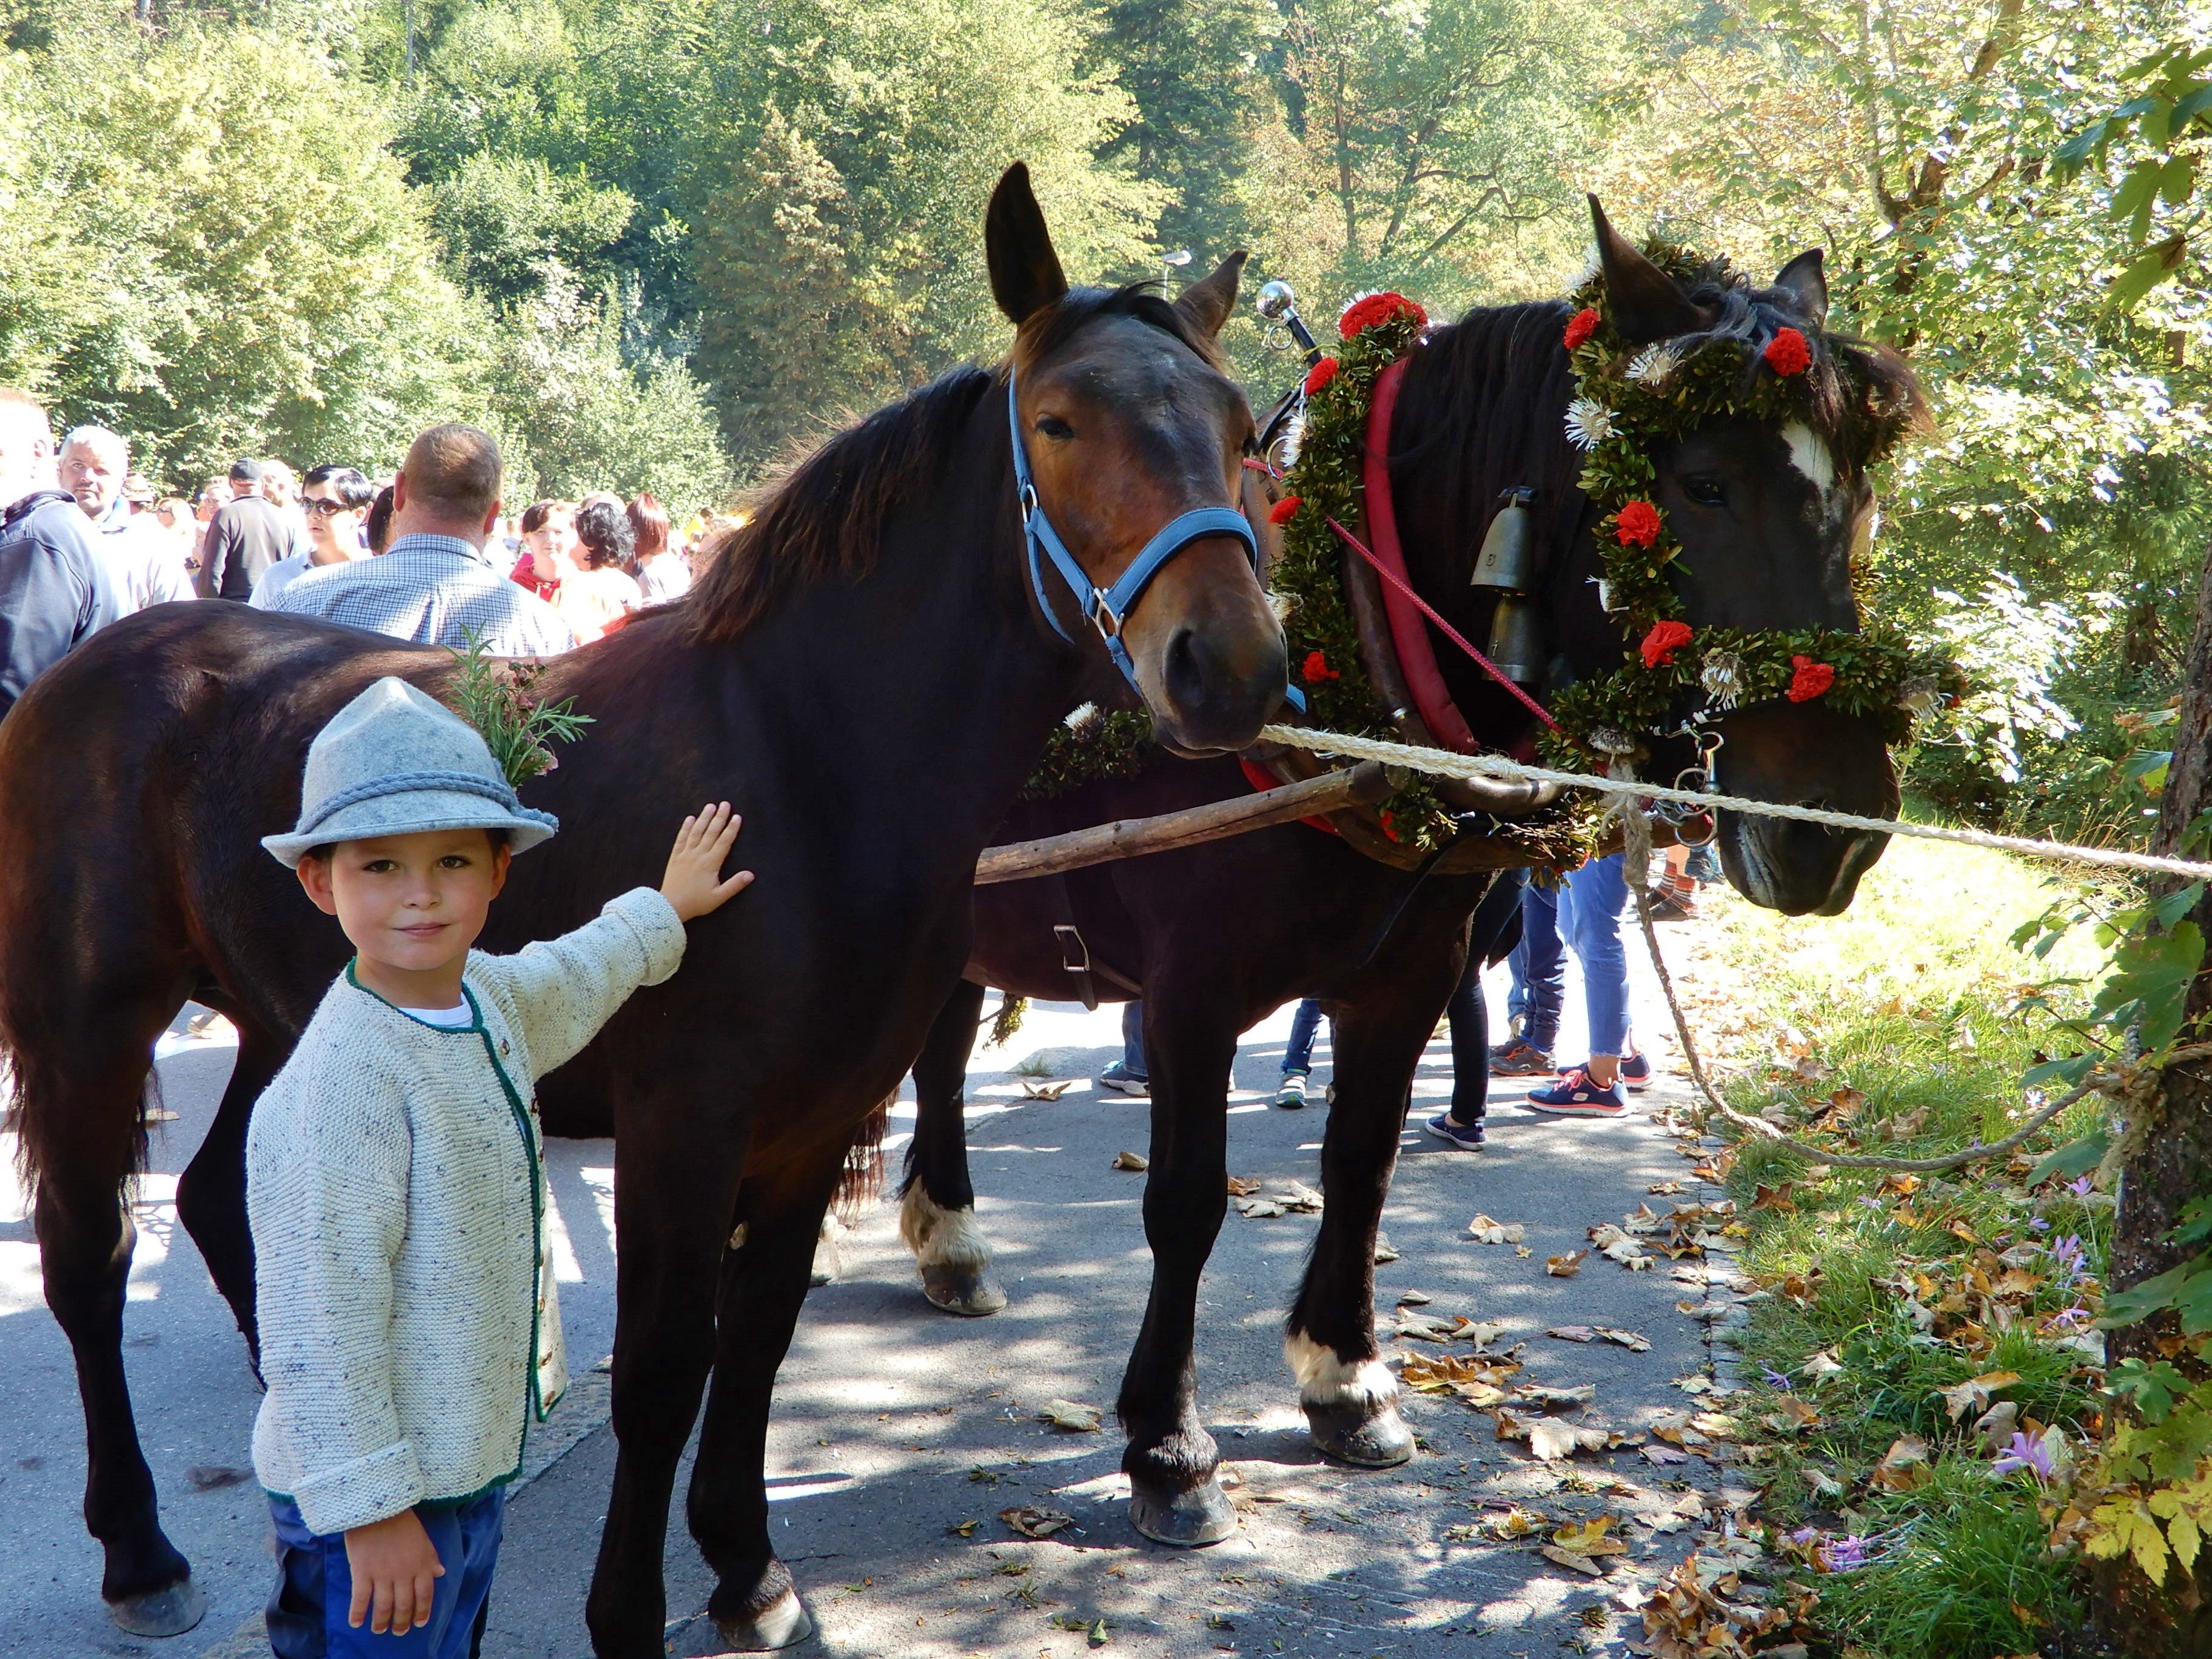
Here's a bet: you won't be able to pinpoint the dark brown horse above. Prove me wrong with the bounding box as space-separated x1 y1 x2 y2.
890 209 1925 1545
0 166 1287 1652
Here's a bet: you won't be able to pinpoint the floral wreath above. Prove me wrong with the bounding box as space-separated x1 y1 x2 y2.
1538 241 1963 772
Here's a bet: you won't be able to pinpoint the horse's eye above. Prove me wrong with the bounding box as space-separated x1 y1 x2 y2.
1036 415 1074 441
1683 477 1726 508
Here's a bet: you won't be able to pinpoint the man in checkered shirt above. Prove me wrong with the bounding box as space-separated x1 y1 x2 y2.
272 426 577 657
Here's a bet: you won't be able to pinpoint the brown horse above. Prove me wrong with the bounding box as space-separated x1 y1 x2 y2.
0 165 1285 1652
890 208 1924 1544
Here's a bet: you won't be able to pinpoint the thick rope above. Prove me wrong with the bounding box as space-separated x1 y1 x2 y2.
1259 722 2212 882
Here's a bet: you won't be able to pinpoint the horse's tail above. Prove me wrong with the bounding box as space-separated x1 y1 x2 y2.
831 1091 893 1226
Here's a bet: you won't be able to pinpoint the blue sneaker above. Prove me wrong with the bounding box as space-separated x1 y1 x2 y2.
1526 1067 1627 1116
1098 1060 1149 1096
1557 1054 1652 1093
1424 1111 1486 1149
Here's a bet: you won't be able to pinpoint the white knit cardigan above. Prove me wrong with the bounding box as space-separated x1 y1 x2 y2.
247 887 686 1536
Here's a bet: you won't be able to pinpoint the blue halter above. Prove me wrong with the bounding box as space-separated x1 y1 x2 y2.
1008 369 1265 692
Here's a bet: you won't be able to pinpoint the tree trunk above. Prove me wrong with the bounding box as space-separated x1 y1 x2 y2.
2095 539 2212 1654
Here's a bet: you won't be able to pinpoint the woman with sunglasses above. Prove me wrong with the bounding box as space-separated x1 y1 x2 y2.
250 465 377 609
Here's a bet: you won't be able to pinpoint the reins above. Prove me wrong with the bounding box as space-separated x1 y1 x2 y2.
1008 368 1261 693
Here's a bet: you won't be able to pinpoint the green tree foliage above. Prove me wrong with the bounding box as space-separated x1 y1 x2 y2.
429 152 637 304
1088 0 1279 264
0 2 491 481
489 266 728 513
686 0 1162 464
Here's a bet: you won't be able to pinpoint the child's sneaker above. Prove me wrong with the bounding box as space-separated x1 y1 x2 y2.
1098 1061 1149 1096
1526 1067 1627 1116
1424 1111 1486 1149
1488 1038 1555 1076
1275 1072 1309 1109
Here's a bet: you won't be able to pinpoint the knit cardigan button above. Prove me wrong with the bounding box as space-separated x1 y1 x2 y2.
498 1038 511 1056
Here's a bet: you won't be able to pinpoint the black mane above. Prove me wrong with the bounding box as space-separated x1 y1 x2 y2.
688 282 1221 645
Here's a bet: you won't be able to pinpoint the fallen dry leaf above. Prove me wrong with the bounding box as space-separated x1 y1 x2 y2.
1595 1327 1651 1353
1450 1317 1508 1348
1397 1289 1433 1307
1393 1313 1456 1342
1225 1176 1262 1196
1641 1444 1690 1466
1372 1232 1400 1264
1481 1506 1544 1540
1623 1203 1666 1233
1539 1543 1609 1576
1019 1079 1074 1101
1547 1324 1597 1343
1511 1382 1597 1411
1934 1370 2021 1423
1467 1213 1527 1245
1528 1417 1616 1461
1547 1250 1587 1278
1037 1400 1102 1432
999 1506 1076 1538
1801 1347 1845 1378
1276 1179 1324 1212
1111 1150 1148 1171
1648 1180 1686 1195
1553 1516 1629 1557
1870 1434 1931 1492
1587 1223 1656 1270
1766 1395 1822 1433
1235 1196 1285 1218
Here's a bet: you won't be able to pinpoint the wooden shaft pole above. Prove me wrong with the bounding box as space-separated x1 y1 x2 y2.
974 762 1393 885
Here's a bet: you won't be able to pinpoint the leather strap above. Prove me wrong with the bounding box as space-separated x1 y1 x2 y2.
1361 360 1480 754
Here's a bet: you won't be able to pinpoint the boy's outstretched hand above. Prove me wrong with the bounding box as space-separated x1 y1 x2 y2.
661 802 755 921
344 1509 443 1635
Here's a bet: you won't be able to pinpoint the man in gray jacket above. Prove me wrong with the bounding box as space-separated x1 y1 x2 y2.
0 389 118 722
195 457 295 600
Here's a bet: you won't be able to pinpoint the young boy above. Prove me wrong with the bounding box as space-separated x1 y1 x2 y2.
247 676 753 1657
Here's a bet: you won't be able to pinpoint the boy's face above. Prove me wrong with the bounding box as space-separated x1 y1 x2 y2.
298 829 511 979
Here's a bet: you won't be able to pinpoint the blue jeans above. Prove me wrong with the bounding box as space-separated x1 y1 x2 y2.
1558 852 1631 1057
1120 1000 1146 1078
1281 999 1329 1076
266 1490 504 1659
1508 880 1565 1053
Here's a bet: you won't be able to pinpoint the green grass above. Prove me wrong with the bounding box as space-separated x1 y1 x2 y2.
1814 1460 2085 1659
1695 834 2121 1657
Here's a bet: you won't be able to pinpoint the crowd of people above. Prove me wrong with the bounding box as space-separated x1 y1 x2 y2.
0 390 729 722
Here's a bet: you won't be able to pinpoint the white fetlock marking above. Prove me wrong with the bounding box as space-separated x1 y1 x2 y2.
811 1212 845 1282
899 1184 994 1275
1284 1330 1397 1410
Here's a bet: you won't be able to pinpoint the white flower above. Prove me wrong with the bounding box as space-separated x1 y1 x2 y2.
1699 649 1745 710
1627 343 1683 386
1062 702 1101 734
1564 397 1615 449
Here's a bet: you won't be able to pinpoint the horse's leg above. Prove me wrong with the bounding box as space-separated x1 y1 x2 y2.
686 1155 846 1652
1116 990 1238 1546
172 1019 287 1361
585 1118 745 1659
25 1025 204 1634
899 979 1004 1315
1284 933 1469 1469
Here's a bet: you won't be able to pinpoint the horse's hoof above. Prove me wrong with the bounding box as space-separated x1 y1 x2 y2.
920 1263 1007 1316
712 1589 815 1651
107 1577 206 1637
1307 1400 1414 1468
1129 1478 1236 1547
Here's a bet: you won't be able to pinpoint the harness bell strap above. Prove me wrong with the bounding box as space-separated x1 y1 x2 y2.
1007 370 1262 690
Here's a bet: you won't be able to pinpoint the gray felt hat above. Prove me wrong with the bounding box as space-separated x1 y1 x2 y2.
262 677 560 867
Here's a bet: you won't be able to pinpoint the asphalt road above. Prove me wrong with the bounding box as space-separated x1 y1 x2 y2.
1 940 1745 1659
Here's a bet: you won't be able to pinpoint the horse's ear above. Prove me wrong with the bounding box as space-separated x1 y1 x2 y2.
1772 248 1829 329
1589 195 1704 344
987 163 1068 327
1175 250 1247 339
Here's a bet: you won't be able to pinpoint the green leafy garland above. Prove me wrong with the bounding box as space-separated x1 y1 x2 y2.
1539 242 1964 771
1265 297 1468 853
1020 705 1156 799
444 631 592 787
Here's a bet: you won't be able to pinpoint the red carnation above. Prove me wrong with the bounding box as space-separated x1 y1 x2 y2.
1337 292 1427 340
1378 808 1400 843
1303 356 1339 396
1302 649 1341 683
1764 327 1812 377
1267 495 1302 525
1640 620 1693 669
1787 654 1835 702
1563 307 1600 351
1614 500 1662 548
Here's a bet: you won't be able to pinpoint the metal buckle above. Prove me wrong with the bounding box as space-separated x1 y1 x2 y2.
1019 483 1039 526
1088 591 1122 639
1053 925 1091 974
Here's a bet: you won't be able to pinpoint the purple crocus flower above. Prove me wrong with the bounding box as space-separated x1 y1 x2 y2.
2048 1235 2087 1289
2047 1304 2091 1329
2026 1216 2051 1233
1761 1364 1794 1392
1993 1432 2056 1481
2067 1175 2095 1198
1825 1535 1869 1570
